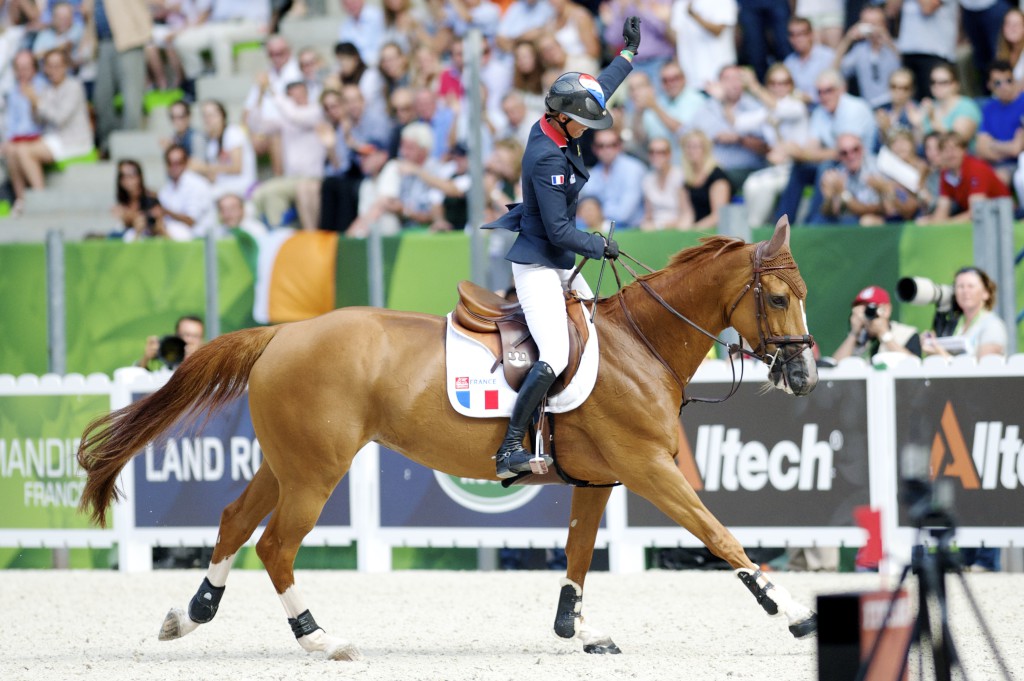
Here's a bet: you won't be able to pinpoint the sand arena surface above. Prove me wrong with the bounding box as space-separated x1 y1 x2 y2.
1 569 1022 680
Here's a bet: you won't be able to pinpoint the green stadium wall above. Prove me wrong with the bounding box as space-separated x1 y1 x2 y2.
1 225 1023 377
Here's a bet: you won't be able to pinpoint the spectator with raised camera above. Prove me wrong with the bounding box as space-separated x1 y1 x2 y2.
135 315 205 371
831 285 921 363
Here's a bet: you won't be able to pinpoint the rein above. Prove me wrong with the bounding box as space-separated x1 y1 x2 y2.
574 241 814 408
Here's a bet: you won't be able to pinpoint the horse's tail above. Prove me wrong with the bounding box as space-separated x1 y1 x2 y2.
77 326 280 527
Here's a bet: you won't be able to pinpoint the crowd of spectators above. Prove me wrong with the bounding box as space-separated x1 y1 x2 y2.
0 0 1023 236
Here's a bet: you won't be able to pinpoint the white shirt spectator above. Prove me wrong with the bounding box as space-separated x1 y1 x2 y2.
210 0 269 23
669 0 738 92
358 159 402 236
159 168 214 240
244 58 301 131
249 90 326 178
895 0 958 63
337 1 386 67
203 124 257 196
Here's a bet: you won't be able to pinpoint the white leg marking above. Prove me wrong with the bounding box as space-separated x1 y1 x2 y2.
206 554 233 588
279 585 308 618
736 568 814 627
279 585 362 661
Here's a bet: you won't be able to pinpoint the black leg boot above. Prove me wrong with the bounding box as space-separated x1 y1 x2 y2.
495 361 557 479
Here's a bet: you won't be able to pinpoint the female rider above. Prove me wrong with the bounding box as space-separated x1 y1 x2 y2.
484 17 642 479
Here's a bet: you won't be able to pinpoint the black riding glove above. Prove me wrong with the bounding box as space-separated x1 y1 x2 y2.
623 16 642 54
603 237 620 260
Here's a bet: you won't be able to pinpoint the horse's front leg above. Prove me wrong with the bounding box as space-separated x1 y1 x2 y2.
555 486 621 654
622 457 817 639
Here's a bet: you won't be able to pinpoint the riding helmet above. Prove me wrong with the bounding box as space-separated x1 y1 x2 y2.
545 72 613 130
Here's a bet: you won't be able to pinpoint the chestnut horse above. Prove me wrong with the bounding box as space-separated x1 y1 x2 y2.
78 217 818 660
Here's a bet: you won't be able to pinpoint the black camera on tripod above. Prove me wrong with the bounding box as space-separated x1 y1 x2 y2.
900 445 956 536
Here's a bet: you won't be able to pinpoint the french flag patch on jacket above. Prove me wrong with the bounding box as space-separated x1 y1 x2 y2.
551 174 565 185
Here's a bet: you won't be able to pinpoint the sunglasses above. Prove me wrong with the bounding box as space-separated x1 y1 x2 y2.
890 82 911 90
817 86 837 95
594 142 620 149
930 78 952 86
838 146 862 157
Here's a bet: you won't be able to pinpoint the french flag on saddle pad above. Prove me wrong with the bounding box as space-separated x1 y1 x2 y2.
454 376 500 410
551 175 565 186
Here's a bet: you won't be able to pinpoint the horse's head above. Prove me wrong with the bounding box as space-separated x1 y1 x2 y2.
728 216 817 396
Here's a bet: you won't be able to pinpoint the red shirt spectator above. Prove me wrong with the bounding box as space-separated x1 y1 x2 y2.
939 154 1011 209
920 132 1011 224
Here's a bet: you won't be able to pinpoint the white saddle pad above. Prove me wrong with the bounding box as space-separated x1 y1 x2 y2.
444 303 600 418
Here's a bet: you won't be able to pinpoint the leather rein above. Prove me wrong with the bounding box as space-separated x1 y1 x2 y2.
572 240 815 408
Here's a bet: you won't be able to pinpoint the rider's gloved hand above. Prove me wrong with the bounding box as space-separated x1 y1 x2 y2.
623 16 642 54
603 237 620 260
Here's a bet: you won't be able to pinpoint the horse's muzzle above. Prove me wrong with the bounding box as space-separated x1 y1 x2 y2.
770 347 818 396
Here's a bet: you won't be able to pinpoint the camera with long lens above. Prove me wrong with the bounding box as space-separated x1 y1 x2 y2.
896 276 958 337
157 335 187 369
896 277 955 311
864 303 879 320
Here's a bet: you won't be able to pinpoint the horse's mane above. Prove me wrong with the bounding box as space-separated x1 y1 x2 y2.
627 235 748 288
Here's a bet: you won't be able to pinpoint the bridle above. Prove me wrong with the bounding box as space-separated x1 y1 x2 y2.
724 241 815 367
581 240 815 406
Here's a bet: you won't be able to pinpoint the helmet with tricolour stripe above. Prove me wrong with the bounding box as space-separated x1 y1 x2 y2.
544 72 612 130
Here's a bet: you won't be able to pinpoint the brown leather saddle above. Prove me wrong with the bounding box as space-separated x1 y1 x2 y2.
451 280 590 396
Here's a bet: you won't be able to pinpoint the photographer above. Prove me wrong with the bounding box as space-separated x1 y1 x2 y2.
922 266 1008 360
832 286 922 362
135 315 205 371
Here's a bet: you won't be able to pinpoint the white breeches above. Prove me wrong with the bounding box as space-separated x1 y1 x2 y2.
511 262 594 375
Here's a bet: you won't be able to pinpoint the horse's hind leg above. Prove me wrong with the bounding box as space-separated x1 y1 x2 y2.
256 486 361 661
159 464 279 641
555 486 621 654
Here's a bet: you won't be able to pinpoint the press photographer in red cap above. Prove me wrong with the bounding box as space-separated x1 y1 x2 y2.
831 285 922 362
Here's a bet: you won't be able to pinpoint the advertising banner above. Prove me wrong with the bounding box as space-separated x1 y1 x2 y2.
626 380 871 527
894 377 1024 528
131 394 350 528
378 447 575 528
0 394 110 529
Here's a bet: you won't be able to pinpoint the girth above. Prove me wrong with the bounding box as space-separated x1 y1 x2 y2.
451 280 588 395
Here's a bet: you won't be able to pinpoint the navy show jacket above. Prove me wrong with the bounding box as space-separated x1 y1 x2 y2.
483 55 633 270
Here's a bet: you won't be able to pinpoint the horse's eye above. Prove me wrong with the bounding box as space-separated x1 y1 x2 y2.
769 295 787 308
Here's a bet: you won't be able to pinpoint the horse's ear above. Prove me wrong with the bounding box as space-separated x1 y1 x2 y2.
764 214 791 257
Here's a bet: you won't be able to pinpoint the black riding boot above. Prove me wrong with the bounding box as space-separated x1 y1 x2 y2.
495 361 557 479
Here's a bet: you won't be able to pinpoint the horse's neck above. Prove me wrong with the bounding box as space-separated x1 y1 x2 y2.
614 251 741 380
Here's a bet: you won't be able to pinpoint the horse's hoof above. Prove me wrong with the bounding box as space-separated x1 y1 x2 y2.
158 607 199 641
326 641 362 661
789 613 817 639
584 642 622 654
